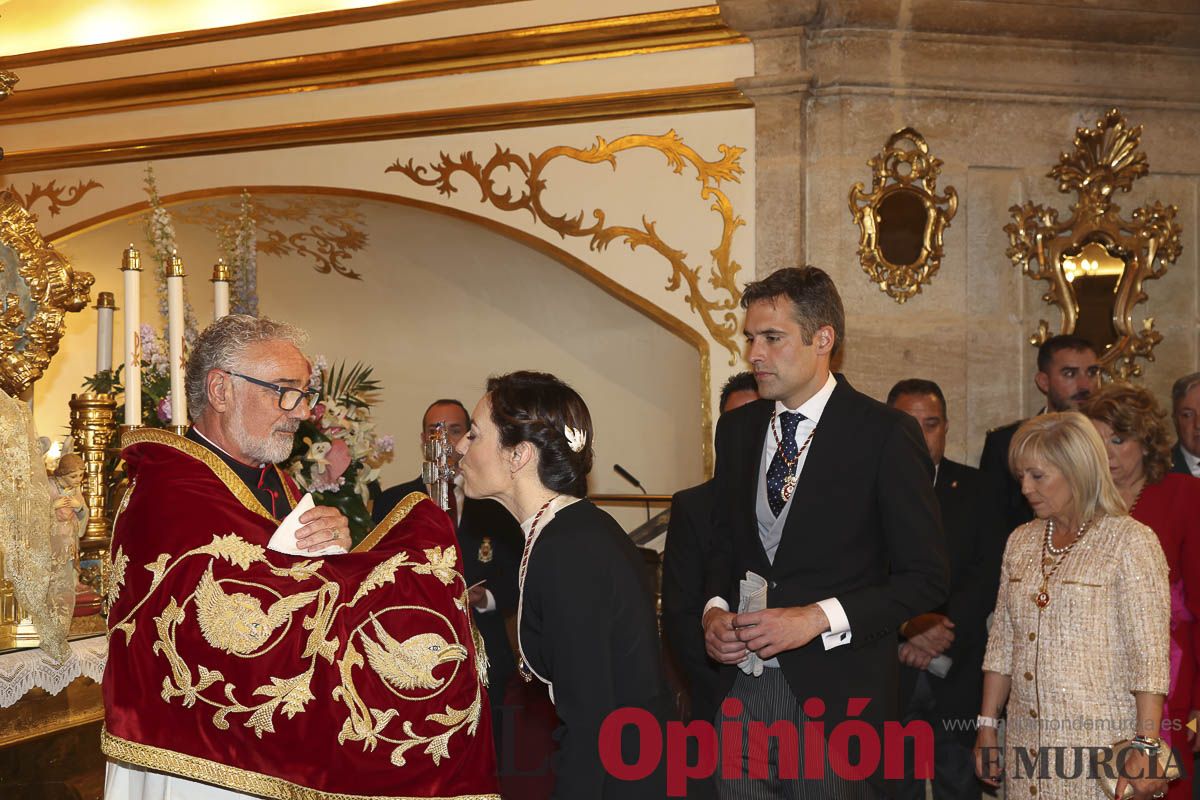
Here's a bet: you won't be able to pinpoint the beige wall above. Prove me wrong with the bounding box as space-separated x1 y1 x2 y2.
723 0 1200 465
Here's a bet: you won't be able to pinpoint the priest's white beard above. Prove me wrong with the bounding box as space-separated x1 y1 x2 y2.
228 400 299 465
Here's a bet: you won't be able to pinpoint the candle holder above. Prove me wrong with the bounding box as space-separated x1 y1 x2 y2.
69 392 120 598
211 258 232 283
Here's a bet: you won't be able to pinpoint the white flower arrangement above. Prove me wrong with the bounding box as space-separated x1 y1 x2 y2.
143 165 198 342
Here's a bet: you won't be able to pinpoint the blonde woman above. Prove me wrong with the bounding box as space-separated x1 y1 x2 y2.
974 412 1171 799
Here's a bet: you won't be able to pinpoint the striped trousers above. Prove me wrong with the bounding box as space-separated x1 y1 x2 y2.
715 670 884 800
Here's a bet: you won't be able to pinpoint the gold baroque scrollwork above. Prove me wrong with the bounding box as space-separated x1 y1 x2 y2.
20 178 104 217
387 130 747 361
1005 109 1182 379
0 188 94 396
174 196 368 280
848 128 958 303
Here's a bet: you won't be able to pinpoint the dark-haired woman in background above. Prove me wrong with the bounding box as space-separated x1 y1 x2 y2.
1083 383 1200 799
455 370 669 800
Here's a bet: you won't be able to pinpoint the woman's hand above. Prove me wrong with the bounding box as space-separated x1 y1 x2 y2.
1113 748 1169 800
973 726 1002 788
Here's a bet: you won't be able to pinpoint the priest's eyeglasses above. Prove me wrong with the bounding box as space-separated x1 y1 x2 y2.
224 370 319 411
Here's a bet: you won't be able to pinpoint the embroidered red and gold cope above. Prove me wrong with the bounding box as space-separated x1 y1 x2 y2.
102 430 499 800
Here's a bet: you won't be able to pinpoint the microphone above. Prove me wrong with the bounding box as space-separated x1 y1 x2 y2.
613 464 644 490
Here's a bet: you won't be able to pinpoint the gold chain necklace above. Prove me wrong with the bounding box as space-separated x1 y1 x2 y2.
1035 517 1091 608
770 410 817 503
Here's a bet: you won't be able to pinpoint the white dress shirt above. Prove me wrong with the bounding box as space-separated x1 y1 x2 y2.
1184 446 1200 478
705 373 853 650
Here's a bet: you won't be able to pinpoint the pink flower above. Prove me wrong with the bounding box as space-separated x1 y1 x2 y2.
326 439 352 482
156 395 172 423
311 403 326 422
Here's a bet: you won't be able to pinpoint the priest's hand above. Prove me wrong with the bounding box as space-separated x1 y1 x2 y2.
734 604 830 659
296 505 351 552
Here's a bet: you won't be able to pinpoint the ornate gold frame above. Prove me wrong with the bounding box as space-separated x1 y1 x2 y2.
848 128 957 303
1005 109 1182 379
0 189 93 397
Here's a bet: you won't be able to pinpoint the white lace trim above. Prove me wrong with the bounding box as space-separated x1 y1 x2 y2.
0 634 107 708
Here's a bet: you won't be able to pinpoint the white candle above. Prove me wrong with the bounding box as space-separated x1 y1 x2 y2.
95 292 115 373
166 251 188 426
121 246 142 426
211 258 231 320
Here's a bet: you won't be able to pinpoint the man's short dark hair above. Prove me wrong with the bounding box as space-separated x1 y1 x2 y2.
422 398 470 428
719 371 758 414
741 266 846 356
886 379 947 419
1036 334 1097 373
1172 372 1200 409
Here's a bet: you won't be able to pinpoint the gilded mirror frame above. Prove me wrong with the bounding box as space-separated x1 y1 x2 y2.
0 188 94 396
1005 109 1182 380
849 128 958 303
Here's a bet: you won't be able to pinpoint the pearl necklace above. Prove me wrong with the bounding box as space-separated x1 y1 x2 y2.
1035 517 1091 608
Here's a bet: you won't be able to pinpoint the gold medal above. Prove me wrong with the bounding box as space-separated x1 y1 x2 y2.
477 536 493 564
781 474 797 502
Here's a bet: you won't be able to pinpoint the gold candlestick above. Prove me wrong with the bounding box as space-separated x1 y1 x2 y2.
69 392 119 595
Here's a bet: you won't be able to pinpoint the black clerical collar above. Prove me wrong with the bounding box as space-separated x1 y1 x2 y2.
186 427 292 518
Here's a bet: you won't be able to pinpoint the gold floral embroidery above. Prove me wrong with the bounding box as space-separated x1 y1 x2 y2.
332 607 482 769
121 531 482 769
106 546 129 607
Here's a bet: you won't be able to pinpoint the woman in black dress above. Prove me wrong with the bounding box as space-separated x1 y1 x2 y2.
455 370 669 799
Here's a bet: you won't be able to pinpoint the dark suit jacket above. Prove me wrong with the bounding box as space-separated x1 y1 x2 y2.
1172 443 1197 476
373 478 521 708
520 500 670 800
979 419 1033 535
705 374 950 734
898 459 1005 741
662 479 722 725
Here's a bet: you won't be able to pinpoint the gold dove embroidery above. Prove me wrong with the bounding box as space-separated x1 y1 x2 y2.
195 563 320 655
360 615 467 691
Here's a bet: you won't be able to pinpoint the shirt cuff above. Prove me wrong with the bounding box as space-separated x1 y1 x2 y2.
702 596 730 624
474 589 496 613
816 597 852 650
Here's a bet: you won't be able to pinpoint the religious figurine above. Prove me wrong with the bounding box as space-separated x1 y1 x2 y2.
49 452 89 589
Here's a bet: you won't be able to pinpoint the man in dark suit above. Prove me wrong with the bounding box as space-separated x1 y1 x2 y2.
703 266 949 798
372 399 522 751
1171 372 1200 478
979 335 1099 534
662 371 759 800
887 379 1004 800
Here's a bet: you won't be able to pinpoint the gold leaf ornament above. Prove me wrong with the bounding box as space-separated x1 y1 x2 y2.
196 533 267 569
348 551 409 606
106 546 130 606
413 546 459 586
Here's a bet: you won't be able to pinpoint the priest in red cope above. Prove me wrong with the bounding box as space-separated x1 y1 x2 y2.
102 315 498 800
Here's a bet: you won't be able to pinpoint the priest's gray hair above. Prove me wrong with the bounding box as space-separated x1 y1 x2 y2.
185 315 308 421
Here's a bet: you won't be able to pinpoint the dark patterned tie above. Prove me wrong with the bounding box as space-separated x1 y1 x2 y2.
767 411 804 516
